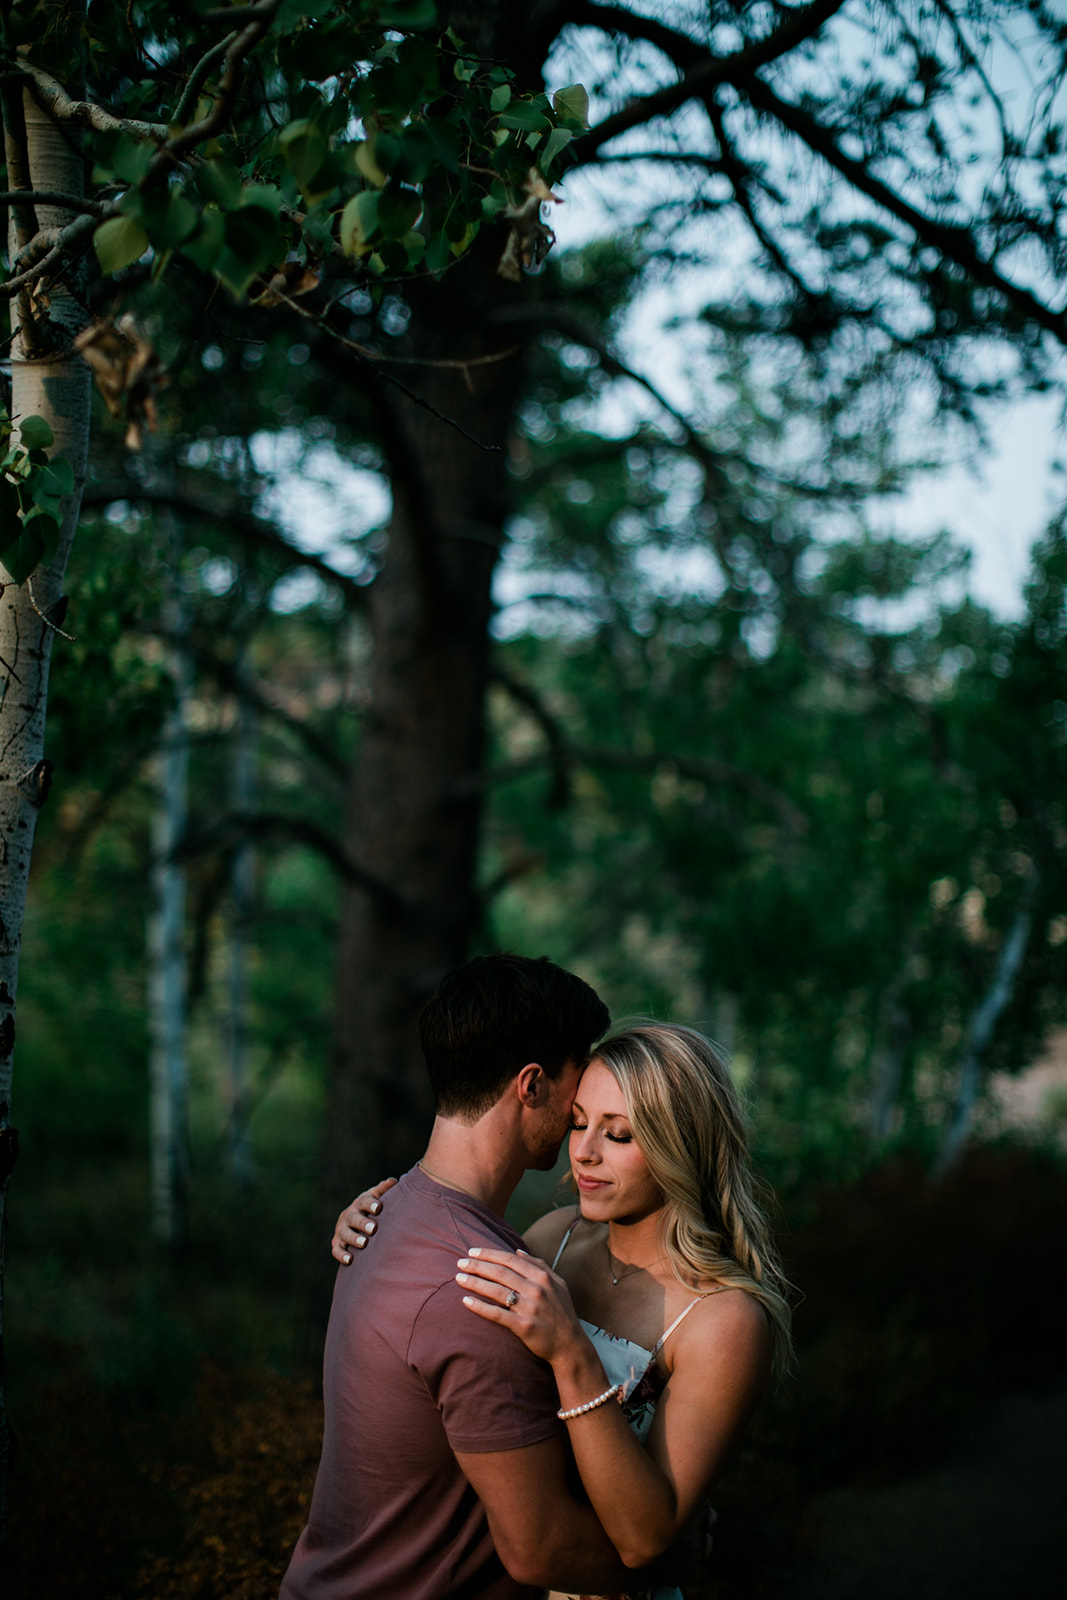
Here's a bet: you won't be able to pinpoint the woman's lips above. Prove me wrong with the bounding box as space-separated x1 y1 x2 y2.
576 1175 610 1191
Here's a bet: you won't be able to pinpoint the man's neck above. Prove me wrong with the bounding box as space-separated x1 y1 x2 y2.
419 1112 525 1218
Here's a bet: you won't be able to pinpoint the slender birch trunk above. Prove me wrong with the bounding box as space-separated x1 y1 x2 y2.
147 513 191 1252
0 10 91 1532
934 870 1040 1178
226 683 255 1185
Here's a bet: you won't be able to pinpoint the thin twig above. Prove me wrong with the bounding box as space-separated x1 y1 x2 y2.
270 287 506 452
26 579 76 641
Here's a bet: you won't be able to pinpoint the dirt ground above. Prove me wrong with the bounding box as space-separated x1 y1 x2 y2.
769 1386 1067 1600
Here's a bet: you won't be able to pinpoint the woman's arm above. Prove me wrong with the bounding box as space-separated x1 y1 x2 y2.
457 1248 770 1569
332 1187 571 1267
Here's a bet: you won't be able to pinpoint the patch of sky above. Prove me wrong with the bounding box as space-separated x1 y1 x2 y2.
249 429 391 613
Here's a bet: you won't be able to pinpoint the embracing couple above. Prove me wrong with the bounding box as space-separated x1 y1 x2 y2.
280 953 792 1600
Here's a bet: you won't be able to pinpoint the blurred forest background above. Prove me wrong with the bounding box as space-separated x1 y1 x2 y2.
3 2 1067 1598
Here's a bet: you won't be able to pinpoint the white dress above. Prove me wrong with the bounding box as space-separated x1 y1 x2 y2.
548 1223 708 1600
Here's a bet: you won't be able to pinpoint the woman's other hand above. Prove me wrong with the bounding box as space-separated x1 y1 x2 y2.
455 1247 586 1364
331 1176 398 1264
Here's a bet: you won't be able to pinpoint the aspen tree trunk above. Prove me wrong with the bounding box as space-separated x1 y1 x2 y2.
934 872 1040 1178
0 8 91 1531
147 514 191 1252
226 685 255 1185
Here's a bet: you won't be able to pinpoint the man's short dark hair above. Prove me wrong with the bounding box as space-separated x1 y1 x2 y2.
419 953 610 1120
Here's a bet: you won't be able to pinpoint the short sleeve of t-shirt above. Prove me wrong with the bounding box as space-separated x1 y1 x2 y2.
409 1268 563 1455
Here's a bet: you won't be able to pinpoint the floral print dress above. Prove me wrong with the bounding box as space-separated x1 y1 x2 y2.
547 1223 710 1600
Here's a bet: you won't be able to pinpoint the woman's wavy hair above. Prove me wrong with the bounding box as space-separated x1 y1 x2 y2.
595 1022 794 1385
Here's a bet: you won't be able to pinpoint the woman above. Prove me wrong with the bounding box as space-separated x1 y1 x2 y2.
333 1024 793 1600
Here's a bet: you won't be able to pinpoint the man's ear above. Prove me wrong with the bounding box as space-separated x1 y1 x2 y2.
516 1062 546 1106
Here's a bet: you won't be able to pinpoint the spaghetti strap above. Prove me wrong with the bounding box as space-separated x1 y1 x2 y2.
550 1216 582 1270
649 1292 713 1359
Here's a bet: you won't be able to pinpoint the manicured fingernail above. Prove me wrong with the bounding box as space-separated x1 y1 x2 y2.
365 1220 376 1234
457 1257 470 1269
341 1253 352 1264
467 1246 481 1256
462 1296 475 1307
456 1272 470 1284
355 1236 366 1248
370 1201 381 1214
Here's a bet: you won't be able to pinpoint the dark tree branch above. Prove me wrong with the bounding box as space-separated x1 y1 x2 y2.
79 483 373 601
454 741 808 834
178 810 404 908
569 0 848 161
489 662 572 807
738 72 1067 347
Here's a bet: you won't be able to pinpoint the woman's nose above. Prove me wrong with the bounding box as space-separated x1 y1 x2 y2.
572 1129 598 1163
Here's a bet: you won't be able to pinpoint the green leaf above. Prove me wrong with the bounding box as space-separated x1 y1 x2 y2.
490 84 512 113
239 184 285 216
196 157 243 210
180 207 226 272
542 127 573 171
34 456 75 500
0 509 58 583
112 133 154 185
214 205 287 297
17 415 54 451
355 139 388 188
341 190 381 255
93 215 149 274
378 185 422 239
279 120 329 196
553 84 589 129
142 190 199 250
497 102 552 133
425 227 450 274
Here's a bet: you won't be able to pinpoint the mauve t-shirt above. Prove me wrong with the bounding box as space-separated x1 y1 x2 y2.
279 1166 563 1600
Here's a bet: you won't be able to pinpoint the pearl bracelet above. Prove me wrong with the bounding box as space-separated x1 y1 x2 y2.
556 1382 621 1420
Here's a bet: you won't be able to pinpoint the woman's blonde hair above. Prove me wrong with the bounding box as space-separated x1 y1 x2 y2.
595 1022 794 1385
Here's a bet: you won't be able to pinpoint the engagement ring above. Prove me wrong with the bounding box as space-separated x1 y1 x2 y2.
505 1289 519 1309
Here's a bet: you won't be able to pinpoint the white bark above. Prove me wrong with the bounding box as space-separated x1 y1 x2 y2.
934 870 1040 1178
147 517 191 1251
226 685 256 1185
0 33 92 1530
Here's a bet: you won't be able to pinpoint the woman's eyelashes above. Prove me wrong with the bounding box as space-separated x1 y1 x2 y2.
570 1119 632 1143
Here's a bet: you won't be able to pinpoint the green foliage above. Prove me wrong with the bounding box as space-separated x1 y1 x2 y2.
0 409 74 582
60 3 584 302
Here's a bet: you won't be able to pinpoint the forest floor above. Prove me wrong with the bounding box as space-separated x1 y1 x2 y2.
768 1385 1067 1600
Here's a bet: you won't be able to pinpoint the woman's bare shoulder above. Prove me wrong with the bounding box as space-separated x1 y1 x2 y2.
522 1203 580 1260
681 1284 772 1372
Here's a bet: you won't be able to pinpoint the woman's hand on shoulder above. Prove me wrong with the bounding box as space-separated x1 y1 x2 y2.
456 1245 589 1367
331 1176 398 1264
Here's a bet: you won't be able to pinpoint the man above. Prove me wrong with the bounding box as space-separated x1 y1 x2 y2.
279 952 646 1599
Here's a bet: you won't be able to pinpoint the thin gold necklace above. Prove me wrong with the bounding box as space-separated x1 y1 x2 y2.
606 1239 663 1286
417 1159 483 1202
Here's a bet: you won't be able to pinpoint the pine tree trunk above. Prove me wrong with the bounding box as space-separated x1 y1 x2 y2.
0 17 91 1532
318 258 524 1215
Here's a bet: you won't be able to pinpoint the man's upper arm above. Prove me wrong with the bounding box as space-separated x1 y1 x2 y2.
455 1436 624 1593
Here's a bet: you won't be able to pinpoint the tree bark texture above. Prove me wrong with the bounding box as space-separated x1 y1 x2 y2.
320 256 526 1210
0 28 91 1530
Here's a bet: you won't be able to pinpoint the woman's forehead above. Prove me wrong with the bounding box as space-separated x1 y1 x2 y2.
574 1057 626 1110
